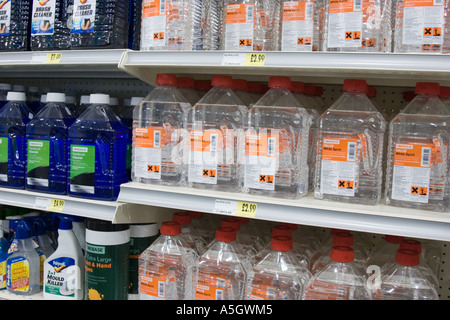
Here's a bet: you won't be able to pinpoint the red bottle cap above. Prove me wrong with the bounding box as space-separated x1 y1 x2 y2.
247 82 261 93
172 212 192 226
221 217 241 231
278 222 298 230
211 75 233 88
303 84 316 95
367 86 376 98
384 235 404 244
270 235 293 252
395 249 420 266
333 232 354 247
160 221 181 236
439 86 450 99
271 225 294 238
343 79 369 93
232 79 248 91
177 77 195 89
314 86 323 96
215 227 236 242
195 80 211 91
402 91 416 102
415 82 440 95
268 76 291 89
156 74 177 86
399 239 422 254
291 81 305 93
330 246 354 263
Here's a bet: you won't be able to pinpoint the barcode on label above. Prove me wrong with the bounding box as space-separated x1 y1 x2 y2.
216 289 224 300
154 131 161 148
267 291 276 300
347 142 357 161
267 137 276 156
246 5 254 22
354 0 362 11
160 0 166 14
305 2 314 20
210 134 218 152
158 281 165 298
421 147 431 167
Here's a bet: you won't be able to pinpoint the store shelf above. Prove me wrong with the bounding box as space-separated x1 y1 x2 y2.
0 187 175 224
0 290 44 300
0 49 132 79
118 182 450 242
118 50 450 87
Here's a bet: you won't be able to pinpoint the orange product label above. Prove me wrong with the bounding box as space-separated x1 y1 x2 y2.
404 0 443 7
245 134 279 157
139 274 167 298
134 127 167 149
393 143 433 168
195 272 229 300
329 0 361 14
189 130 223 153
282 1 314 21
431 138 443 165
226 3 255 24
322 138 359 162
142 0 165 18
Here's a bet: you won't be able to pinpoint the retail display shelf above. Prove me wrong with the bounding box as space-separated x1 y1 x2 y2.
118 50 450 87
0 187 174 224
118 182 450 242
0 290 44 300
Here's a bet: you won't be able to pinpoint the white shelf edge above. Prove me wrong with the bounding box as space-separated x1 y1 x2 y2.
118 182 450 242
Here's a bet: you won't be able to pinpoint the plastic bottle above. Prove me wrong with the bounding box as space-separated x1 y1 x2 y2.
303 246 372 300
243 76 311 199
314 79 387 205
30 0 71 50
140 0 204 51
172 211 208 255
177 77 201 106
365 234 404 269
43 215 84 300
185 75 247 192
0 226 10 290
220 217 258 259
26 92 74 195
323 0 392 52
68 93 128 201
232 79 254 108
394 0 450 53
0 0 31 51
187 211 215 245
70 0 130 49
128 0 142 50
0 91 33 189
6 220 40 295
193 226 251 300
128 223 159 300
139 221 198 300
374 249 439 300
132 74 191 186
385 82 450 212
202 0 221 51
85 219 130 300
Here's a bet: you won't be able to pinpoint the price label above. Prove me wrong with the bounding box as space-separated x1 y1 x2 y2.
49 199 65 212
236 201 257 217
46 52 62 64
213 199 237 215
33 197 65 212
244 53 266 66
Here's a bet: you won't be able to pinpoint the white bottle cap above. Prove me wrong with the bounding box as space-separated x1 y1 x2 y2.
89 93 110 105
46 92 66 103
7 91 26 101
80 95 90 104
41 94 47 103
0 83 11 91
131 97 144 106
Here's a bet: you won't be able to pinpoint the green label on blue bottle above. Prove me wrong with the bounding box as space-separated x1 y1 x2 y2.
27 139 50 186
70 145 95 194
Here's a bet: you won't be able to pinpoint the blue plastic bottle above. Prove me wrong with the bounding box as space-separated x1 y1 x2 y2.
26 93 74 195
0 92 33 189
128 0 141 50
68 93 128 201
0 0 31 51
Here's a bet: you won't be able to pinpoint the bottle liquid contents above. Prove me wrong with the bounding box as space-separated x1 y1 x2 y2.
68 93 128 201
185 75 247 192
0 91 33 189
394 0 450 53
314 79 387 205
70 0 130 49
246 235 311 300
132 74 191 186
140 0 204 51
374 249 439 300
139 221 198 300
220 0 280 51
172 212 208 256
6 220 41 295
26 92 74 195
385 82 450 212
323 0 392 52
0 1 31 51
303 246 372 300
193 226 251 300
43 214 84 300
242 76 311 199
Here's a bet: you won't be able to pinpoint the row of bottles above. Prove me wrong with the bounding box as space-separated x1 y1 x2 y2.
138 211 442 300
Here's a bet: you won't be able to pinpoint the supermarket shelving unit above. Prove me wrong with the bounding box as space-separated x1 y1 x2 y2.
0 49 449 299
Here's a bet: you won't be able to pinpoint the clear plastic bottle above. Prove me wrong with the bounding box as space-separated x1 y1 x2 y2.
0 92 33 189
245 235 311 300
172 211 208 255
202 0 222 50
242 76 311 199
70 0 130 49
365 234 404 269
374 249 439 300
139 221 198 300
394 0 450 53
26 92 74 195
187 211 215 245
177 77 201 106
193 226 251 300
220 217 258 259
132 74 191 186
0 0 31 51
303 246 372 300
140 0 204 51
314 79 387 205
185 75 247 192
384 82 450 212
232 79 254 108
68 93 128 201
323 0 392 52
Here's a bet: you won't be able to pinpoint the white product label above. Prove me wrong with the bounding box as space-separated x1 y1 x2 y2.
0 0 11 37
141 0 166 49
188 130 220 185
225 3 255 51
213 199 238 215
133 127 163 180
281 1 315 51
31 0 56 36
327 0 363 48
72 0 96 34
